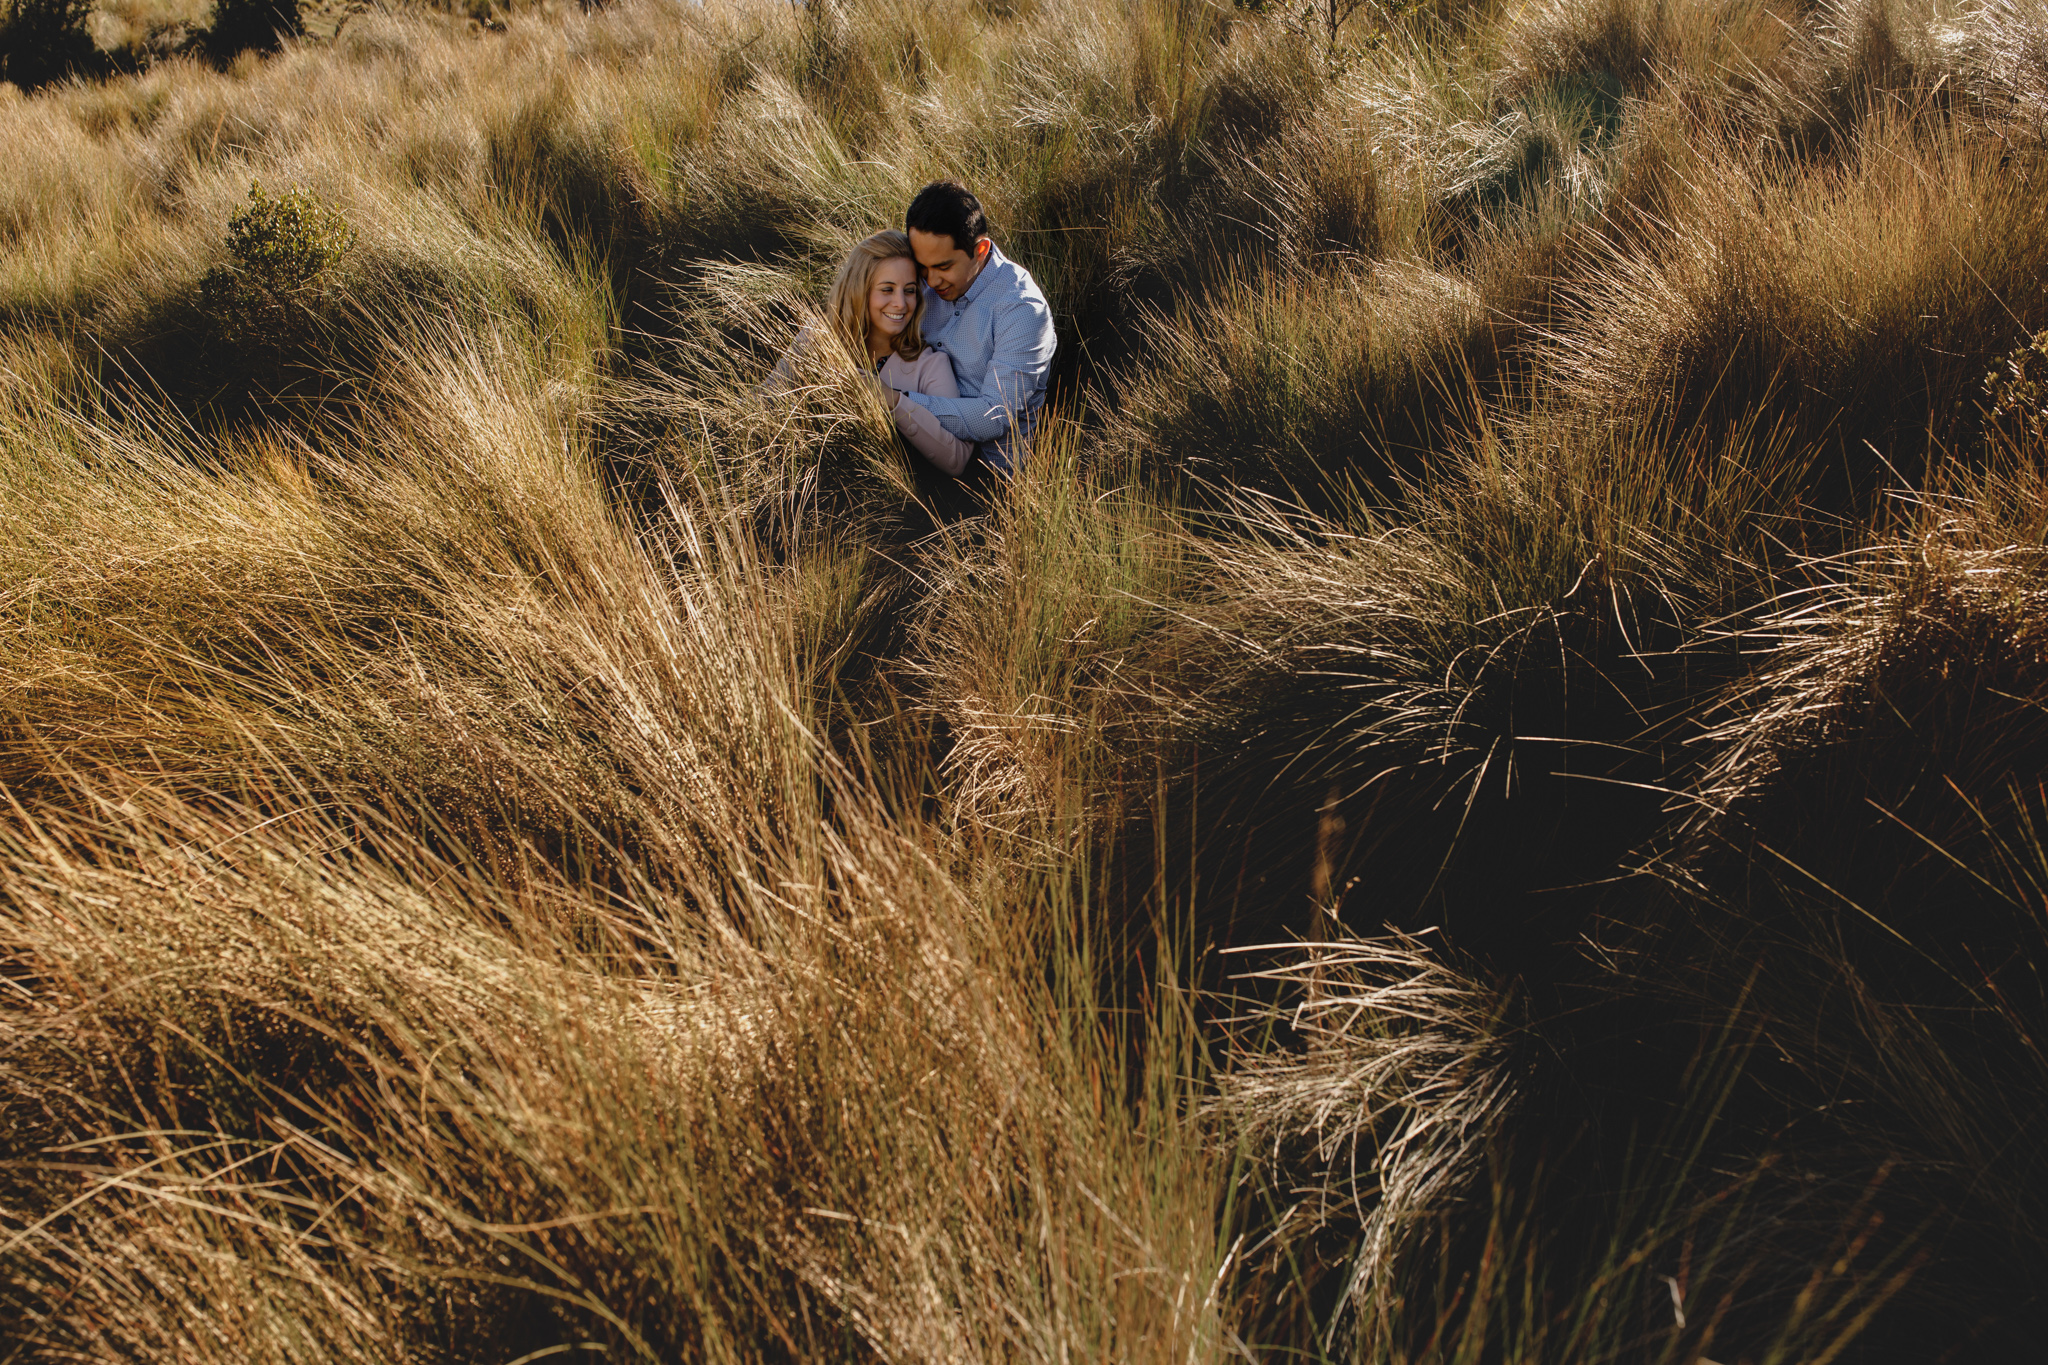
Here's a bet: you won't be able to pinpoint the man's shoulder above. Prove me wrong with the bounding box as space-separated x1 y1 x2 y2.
987 249 1049 307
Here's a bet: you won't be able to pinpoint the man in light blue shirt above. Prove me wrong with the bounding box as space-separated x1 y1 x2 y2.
897 181 1056 476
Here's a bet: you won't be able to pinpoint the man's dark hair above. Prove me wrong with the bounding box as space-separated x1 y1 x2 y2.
906 182 990 254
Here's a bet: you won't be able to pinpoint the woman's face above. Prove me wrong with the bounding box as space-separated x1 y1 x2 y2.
867 256 919 343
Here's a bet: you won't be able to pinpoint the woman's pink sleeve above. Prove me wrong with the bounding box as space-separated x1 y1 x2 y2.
762 323 821 395
891 351 977 477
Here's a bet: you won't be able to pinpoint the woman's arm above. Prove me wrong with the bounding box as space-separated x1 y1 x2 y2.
761 323 824 396
886 349 977 477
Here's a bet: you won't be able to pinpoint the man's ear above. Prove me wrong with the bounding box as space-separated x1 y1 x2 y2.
974 237 991 259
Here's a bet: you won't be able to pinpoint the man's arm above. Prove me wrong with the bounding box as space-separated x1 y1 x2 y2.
898 295 1056 441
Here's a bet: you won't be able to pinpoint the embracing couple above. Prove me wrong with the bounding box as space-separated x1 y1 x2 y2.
785 181 1056 480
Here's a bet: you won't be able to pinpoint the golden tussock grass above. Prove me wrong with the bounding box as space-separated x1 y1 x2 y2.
3 0 2048 1357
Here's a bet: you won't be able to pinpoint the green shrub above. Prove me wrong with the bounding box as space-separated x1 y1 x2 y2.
198 181 356 353
0 0 103 89
206 0 301 57
1986 327 2048 440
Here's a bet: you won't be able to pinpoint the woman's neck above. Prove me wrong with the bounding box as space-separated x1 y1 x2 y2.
867 332 893 363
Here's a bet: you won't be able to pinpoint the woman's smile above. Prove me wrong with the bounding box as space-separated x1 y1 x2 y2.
866 255 921 356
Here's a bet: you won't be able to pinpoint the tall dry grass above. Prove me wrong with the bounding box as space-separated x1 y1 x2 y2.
0 302 1237 1360
3 0 2048 1358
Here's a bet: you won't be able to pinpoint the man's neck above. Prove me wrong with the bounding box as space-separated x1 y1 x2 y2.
957 242 993 297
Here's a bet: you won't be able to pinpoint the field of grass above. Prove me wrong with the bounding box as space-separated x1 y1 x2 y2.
2 0 2048 1358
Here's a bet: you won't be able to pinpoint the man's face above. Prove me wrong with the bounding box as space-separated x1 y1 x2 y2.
909 229 989 303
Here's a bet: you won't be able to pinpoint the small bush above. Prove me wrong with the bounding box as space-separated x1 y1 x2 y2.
0 0 103 89
198 181 355 353
206 0 299 58
1986 327 2048 440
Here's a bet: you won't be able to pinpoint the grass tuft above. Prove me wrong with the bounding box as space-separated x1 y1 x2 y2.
4 0 2048 1356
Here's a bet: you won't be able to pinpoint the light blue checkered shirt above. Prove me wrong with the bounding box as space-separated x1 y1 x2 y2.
899 243 1056 473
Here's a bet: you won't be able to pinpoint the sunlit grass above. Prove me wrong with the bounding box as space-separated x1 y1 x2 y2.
2 0 2047 1357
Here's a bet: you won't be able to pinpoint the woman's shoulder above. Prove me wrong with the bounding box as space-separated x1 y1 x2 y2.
763 322 822 394
879 348 947 384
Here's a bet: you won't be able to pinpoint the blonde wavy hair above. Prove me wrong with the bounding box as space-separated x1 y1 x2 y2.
826 229 927 364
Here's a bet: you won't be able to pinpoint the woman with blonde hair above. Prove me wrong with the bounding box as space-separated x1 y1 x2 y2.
790 229 976 477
